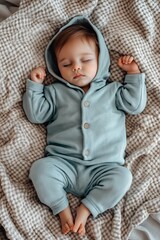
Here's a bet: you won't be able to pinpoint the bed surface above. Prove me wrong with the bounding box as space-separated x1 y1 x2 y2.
0 0 160 239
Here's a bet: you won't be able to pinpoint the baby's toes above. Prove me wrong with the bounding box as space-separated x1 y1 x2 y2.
78 224 86 236
62 223 70 235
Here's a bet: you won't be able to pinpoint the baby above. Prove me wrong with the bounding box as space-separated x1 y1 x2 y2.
23 16 147 236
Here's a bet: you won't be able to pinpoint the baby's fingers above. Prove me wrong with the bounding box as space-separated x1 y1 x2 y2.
31 66 46 82
122 56 134 64
37 66 46 76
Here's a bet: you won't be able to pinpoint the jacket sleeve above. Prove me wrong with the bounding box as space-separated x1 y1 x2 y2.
115 73 147 115
23 79 56 123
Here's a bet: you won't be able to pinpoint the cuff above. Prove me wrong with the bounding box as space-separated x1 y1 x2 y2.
125 73 145 83
26 79 44 92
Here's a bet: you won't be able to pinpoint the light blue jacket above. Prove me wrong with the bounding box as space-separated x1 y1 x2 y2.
23 16 147 165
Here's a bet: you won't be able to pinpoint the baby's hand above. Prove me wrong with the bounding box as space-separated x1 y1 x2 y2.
118 56 141 74
30 66 46 83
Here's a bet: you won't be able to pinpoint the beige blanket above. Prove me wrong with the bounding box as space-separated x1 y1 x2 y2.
0 0 160 239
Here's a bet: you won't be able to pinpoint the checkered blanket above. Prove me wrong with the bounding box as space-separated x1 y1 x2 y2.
0 0 160 239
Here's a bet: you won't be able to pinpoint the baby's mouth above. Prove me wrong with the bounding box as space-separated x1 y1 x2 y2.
73 74 85 79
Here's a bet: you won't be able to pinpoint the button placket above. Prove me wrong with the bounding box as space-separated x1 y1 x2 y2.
82 99 91 159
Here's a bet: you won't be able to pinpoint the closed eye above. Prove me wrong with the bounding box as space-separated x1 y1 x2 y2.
63 64 71 67
82 59 92 62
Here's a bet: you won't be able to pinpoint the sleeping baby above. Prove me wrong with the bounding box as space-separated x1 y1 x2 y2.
23 16 147 236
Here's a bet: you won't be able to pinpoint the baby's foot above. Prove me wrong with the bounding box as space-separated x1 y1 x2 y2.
59 207 74 235
72 204 91 236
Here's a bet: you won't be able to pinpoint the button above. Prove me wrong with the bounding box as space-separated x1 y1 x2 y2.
84 123 90 129
84 149 90 156
84 101 90 107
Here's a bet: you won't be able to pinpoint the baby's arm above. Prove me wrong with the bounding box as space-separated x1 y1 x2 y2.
23 67 56 123
116 56 147 114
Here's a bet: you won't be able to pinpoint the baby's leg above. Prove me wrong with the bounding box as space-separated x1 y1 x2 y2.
72 204 90 236
82 165 133 218
59 206 74 234
29 157 75 234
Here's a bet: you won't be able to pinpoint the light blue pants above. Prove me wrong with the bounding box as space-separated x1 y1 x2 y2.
29 156 132 218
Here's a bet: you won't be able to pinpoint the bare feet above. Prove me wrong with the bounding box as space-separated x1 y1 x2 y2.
59 207 74 235
72 204 91 236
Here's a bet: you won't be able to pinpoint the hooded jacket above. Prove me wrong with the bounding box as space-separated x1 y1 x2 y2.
23 16 147 165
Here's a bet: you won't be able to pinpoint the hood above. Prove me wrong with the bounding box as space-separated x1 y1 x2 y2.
45 15 110 85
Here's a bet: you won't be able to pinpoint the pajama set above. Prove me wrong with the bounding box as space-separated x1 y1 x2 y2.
23 16 147 218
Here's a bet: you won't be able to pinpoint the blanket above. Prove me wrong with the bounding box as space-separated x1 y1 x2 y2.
0 0 20 22
0 0 160 239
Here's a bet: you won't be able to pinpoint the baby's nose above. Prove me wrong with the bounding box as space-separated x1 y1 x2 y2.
72 63 82 72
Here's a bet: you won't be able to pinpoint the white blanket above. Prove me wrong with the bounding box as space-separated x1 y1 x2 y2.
0 0 160 239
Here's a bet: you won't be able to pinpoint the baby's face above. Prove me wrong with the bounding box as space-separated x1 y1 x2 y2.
56 36 99 92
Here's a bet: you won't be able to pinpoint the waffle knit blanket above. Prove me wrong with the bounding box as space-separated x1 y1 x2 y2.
0 0 160 239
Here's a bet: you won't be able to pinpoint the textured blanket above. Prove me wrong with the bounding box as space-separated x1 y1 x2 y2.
0 0 160 239
0 0 20 22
